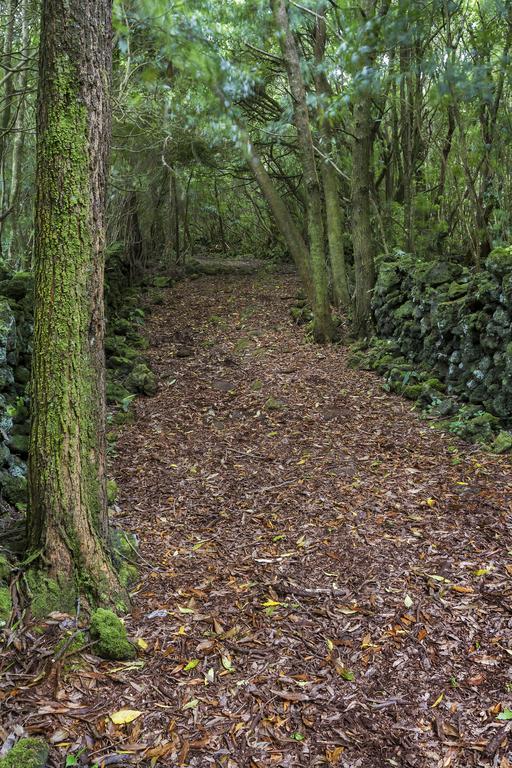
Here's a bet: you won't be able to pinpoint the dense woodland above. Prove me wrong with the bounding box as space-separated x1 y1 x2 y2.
0 0 511 766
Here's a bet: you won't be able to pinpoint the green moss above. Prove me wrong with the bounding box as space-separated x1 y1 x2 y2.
234 338 252 353
107 478 118 505
152 275 172 288
90 607 135 660
119 563 138 588
402 384 424 400
264 396 286 411
106 380 132 405
492 431 512 454
0 586 11 625
0 271 34 301
54 629 86 657
8 433 28 457
0 554 11 582
26 570 76 618
0 471 27 505
0 738 48 768
423 378 446 392
125 363 157 396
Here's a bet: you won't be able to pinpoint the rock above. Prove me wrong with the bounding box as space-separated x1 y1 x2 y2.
486 246 512 277
8 434 28 458
0 300 16 365
14 365 29 385
125 363 157 396
423 261 462 286
0 271 33 300
175 346 194 358
0 471 27 505
492 431 512 454
106 380 132 405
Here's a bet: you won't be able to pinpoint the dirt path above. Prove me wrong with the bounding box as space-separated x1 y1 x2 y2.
4 273 512 767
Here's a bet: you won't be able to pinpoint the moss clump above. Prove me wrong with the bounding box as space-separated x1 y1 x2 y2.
125 363 157 396
26 571 76 618
264 396 286 411
492 431 512 454
90 608 135 660
0 738 48 768
402 384 424 400
0 586 12 625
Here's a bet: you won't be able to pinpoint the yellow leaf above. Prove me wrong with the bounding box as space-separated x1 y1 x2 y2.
326 638 334 652
451 585 474 594
109 708 143 725
431 692 444 708
426 498 436 507
184 659 200 671
261 599 283 607
136 638 148 651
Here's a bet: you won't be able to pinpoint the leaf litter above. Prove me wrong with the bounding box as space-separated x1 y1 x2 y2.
1 272 512 767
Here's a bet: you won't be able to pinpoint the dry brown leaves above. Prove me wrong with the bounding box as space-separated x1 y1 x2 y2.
1 272 512 768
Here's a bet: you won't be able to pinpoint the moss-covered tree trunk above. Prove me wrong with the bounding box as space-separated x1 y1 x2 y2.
27 0 122 606
314 6 350 310
273 0 334 343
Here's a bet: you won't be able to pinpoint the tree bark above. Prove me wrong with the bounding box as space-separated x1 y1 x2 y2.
314 5 351 310
351 0 378 338
272 0 334 342
28 0 123 604
243 133 315 306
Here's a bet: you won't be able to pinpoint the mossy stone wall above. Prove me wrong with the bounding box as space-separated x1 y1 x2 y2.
372 248 512 429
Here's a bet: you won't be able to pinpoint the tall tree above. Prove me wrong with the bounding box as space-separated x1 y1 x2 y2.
28 0 122 603
272 0 334 342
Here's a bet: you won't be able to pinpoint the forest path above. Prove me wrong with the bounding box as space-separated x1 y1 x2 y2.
109 273 512 767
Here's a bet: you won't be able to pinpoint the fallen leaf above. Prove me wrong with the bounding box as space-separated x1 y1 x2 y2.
109 709 143 725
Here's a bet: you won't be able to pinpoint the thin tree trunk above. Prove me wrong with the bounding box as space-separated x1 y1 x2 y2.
351 0 377 339
243 133 315 306
28 0 122 603
314 5 351 309
272 0 333 342
214 177 227 253
4 0 30 262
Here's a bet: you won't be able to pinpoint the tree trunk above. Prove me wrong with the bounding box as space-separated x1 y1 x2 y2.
351 0 377 339
28 0 123 604
273 0 334 342
243 133 315 306
314 6 351 310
